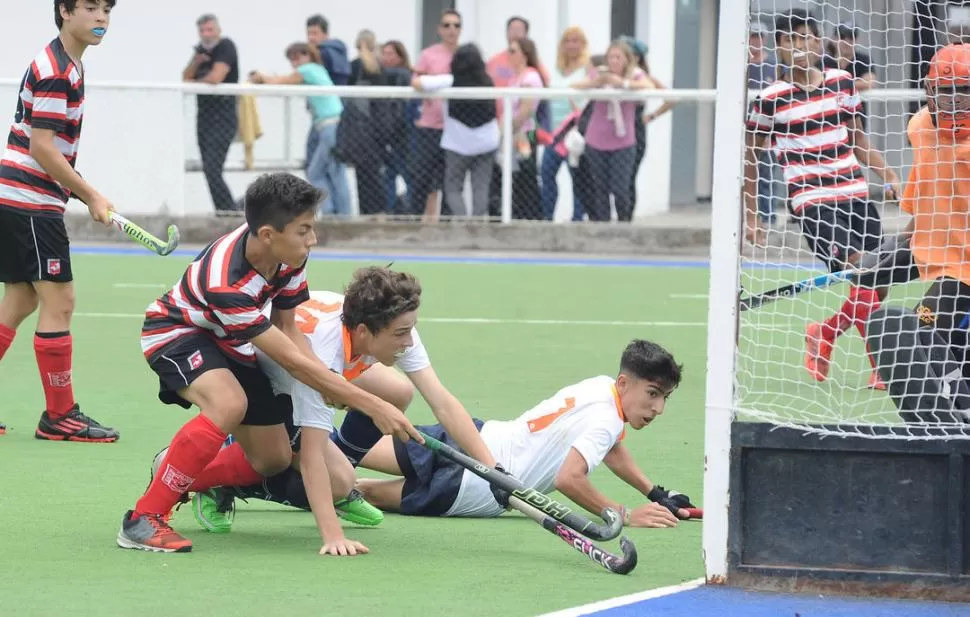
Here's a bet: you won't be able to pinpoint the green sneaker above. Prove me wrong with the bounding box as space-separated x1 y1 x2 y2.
191 487 236 534
335 489 384 526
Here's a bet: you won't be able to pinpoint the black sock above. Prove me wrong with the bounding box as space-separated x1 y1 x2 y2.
330 409 383 467
237 468 311 511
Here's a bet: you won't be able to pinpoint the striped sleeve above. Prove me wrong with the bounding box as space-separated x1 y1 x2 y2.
30 76 69 132
206 286 272 340
746 97 772 132
272 262 310 310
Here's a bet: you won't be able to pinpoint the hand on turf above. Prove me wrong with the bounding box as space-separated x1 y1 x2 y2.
320 538 369 557
490 463 512 509
87 193 113 226
628 502 680 528
648 486 696 519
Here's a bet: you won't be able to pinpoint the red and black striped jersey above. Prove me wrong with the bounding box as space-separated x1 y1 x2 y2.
746 68 868 212
0 37 84 216
140 224 311 364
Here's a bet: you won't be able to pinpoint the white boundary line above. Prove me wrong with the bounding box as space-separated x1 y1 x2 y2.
669 293 709 300
535 578 706 617
112 283 168 289
74 313 706 327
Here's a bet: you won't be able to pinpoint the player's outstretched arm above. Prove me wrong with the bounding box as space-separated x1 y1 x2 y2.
602 442 656 497
557 448 680 528
300 427 369 556
250 326 423 444
409 367 497 467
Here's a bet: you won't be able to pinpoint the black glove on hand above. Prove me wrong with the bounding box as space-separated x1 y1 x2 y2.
490 463 512 509
648 485 695 516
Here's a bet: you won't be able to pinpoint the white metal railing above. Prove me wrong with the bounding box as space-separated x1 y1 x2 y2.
0 79 928 222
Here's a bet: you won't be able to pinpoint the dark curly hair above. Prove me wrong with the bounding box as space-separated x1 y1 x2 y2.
244 172 325 233
343 267 422 333
619 339 683 391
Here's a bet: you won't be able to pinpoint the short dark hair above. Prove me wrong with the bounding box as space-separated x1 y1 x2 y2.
55 0 116 30
196 13 217 27
774 9 820 44
619 340 683 391
342 267 422 333
306 14 329 33
243 173 324 233
507 16 529 33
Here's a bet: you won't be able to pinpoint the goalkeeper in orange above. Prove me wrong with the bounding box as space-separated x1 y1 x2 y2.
863 44 970 425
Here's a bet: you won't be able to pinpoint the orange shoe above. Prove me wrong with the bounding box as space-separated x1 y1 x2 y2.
867 371 887 391
116 511 192 553
805 322 834 382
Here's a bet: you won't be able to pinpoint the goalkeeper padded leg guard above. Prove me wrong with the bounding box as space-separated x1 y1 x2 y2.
866 306 970 424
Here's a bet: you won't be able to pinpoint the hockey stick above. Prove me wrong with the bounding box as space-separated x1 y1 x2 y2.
509 496 637 575
418 430 623 541
739 268 855 311
108 212 180 256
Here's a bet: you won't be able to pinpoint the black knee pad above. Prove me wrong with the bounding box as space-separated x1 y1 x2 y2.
866 306 970 424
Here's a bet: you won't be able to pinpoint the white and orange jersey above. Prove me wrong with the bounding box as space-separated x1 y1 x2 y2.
446 375 627 518
256 290 430 432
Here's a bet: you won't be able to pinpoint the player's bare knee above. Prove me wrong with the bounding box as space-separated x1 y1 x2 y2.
249 446 291 476
35 283 75 329
0 284 38 326
388 379 415 412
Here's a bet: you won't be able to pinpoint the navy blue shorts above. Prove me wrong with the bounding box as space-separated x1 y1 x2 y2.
393 418 485 516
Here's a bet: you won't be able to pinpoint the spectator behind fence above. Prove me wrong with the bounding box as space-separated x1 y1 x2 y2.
824 21 876 128
486 16 552 123
306 14 351 86
250 43 350 216
541 26 590 221
747 23 781 227
381 40 417 213
182 14 240 215
620 36 676 216
342 30 411 215
410 9 462 219
413 43 499 219
502 37 545 220
571 40 652 222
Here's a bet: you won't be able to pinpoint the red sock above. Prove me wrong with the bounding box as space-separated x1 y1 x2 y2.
134 414 227 517
0 324 15 361
34 332 75 419
188 442 263 492
821 298 855 341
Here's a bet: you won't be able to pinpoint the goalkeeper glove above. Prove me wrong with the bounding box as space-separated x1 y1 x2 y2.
648 485 695 517
490 463 512 509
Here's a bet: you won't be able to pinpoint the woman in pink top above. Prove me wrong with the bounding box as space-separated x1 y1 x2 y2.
505 37 546 219
572 41 653 221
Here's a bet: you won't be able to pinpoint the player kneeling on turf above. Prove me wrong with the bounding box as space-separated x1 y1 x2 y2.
194 268 498 555
229 339 695 527
864 44 970 426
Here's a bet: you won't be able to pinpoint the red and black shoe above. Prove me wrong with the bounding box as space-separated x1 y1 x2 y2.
0 421 6 435
35 404 119 443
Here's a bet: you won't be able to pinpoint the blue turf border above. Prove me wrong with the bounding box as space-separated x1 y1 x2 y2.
72 245 821 271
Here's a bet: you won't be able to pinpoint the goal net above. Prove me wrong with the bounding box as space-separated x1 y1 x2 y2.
734 0 970 440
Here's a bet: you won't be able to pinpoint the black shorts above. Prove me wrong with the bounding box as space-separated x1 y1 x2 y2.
797 200 882 272
393 419 485 516
147 333 285 426
0 208 72 283
914 278 970 370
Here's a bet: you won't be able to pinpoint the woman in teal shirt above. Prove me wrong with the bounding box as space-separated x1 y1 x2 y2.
251 43 351 216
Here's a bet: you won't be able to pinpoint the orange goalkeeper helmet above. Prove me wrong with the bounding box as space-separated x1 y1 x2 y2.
925 44 970 140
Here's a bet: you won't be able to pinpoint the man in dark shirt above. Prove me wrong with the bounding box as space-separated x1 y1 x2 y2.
182 13 240 214
824 22 877 127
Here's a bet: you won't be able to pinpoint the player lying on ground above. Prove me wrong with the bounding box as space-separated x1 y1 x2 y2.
117 173 423 555
220 339 696 528
190 269 498 555
864 44 970 425
744 9 901 390
0 0 119 441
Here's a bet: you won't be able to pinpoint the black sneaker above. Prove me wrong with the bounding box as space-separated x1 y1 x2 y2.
35 404 120 443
